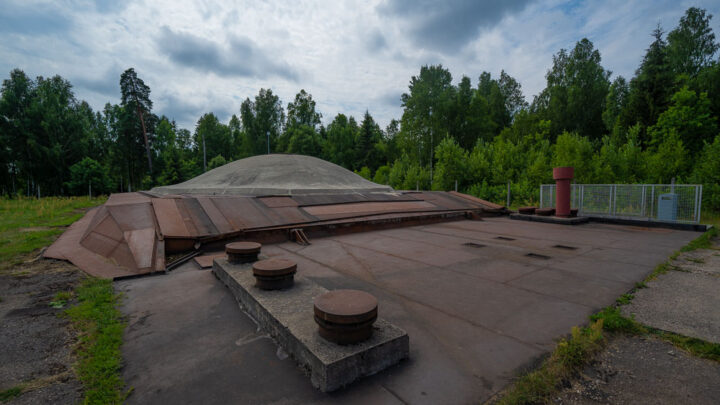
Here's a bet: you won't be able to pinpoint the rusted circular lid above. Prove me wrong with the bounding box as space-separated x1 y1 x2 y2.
252 258 297 276
314 289 378 325
226 241 262 254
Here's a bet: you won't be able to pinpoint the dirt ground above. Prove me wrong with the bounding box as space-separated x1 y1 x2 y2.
0 258 83 404
554 334 720 404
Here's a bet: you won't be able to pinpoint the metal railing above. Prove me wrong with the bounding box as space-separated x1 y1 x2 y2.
539 184 703 224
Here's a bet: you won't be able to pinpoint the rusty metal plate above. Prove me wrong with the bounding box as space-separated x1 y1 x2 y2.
194 253 226 268
124 228 157 270
226 241 262 254
314 289 378 325
303 201 436 218
448 191 505 210
108 202 156 231
152 198 191 237
196 197 234 234
252 259 297 276
105 192 152 206
257 196 298 208
212 197 273 229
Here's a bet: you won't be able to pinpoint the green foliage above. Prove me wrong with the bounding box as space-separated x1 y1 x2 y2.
680 226 718 252
65 158 114 196
373 165 390 185
649 86 717 154
355 166 372 180
590 307 646 334
65 277 127 404
208 155 227 170
692 136 720 210
432 137 468 191
552 132 594 182
0 386 22 402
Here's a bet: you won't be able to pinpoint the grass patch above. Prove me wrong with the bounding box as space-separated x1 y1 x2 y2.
0 386 22 402
650 329 720 362
497 321 605 405
590 307 646 334
680 226 718 252
615 293 634 305
0 196 106 270
65 277 127 404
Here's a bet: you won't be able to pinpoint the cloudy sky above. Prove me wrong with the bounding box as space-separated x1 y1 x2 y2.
1 0 718 130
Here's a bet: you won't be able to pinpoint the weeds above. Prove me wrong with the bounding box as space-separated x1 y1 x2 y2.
65 277 126 404
497 321 605 405
680 227 718 252
49 291 74 309
0 386 22 402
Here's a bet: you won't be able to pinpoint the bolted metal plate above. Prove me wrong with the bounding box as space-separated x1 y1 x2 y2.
226 241 262 254
314 289 378 325
252 258 297 277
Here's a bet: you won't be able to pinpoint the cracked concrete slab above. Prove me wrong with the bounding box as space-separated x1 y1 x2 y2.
622 243 720 344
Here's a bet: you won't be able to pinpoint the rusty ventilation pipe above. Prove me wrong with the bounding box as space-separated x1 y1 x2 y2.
553 167 574 218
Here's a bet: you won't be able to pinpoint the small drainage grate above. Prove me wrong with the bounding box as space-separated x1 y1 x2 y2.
552 244 578 250
463 242 486 248
526 253 551 260
495 236 516 241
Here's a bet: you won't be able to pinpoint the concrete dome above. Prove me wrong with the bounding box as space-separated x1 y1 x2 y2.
150 154 394 196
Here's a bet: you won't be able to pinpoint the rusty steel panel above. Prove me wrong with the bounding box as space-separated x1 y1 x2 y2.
108 202 156 231
178 198 219 236
448 191 505 210
80 231 121 257
416 192 480 210
260 206 317 226
212 197 274 229
125 228 157 270
106 192 152 206
152 198 191 237
196 197 234 234
194 253 226 268
292 193 368 206
257 196 298 208
302 201 437 219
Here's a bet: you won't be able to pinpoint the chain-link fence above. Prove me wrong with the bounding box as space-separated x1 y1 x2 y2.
539 184 703 224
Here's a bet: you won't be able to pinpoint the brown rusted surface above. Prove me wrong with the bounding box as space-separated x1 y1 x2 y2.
225 242 262 254
314 290 378 325
252 258 296 277
152 198 191 237
303 201 436 219
314 289 378 344
193 253 226 268
448 191 506 211
47 186 501 278
226 241 261 264
252 259 297 290
257 196 298 208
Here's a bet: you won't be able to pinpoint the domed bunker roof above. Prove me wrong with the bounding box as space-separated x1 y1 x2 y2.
150 154 394 196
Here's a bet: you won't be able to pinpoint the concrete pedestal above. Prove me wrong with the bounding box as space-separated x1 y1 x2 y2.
212 258 409 392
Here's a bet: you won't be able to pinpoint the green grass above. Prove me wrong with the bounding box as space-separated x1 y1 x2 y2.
0 386 22 402
497 321 605 405
65 277 127 404
700 210 720 229
0 196 106 269
680 226 718 252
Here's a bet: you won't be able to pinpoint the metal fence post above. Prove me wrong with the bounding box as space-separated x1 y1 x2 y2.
650 185 655 220
696 185 703 224
540 186 543 208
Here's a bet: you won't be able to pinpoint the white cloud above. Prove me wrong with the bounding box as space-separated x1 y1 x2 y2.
0 0 718 130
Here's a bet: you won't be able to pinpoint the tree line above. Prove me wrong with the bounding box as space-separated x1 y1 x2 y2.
1 7 719 211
